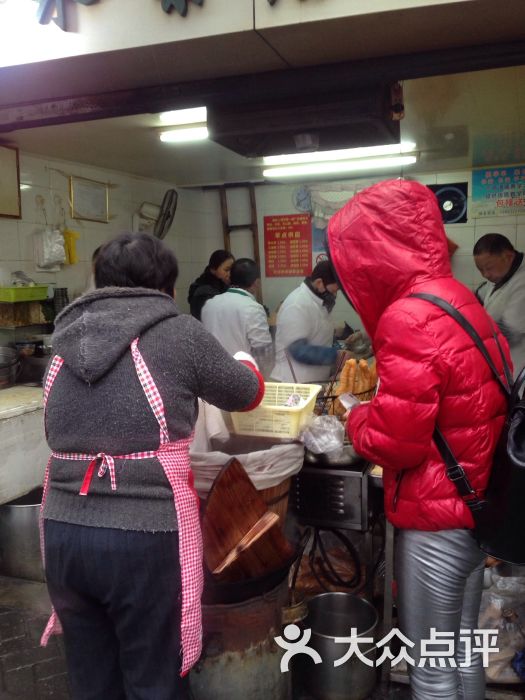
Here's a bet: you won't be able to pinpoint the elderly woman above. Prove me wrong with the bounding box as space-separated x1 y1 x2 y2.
41 232 263 700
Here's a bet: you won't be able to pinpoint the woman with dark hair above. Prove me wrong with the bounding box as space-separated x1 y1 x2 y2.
187 249 234 320
40 232 264 700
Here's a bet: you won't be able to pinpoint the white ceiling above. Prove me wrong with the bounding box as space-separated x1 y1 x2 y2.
4 64 524 188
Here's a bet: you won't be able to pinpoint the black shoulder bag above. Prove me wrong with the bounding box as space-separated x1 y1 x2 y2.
411 293 525 565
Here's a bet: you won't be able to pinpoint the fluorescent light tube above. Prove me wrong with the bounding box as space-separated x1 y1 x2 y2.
160 126 209 143
263 142 417 166
159 107 207 126
262 155 417 178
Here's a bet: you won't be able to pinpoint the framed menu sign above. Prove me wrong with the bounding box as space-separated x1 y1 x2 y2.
0 145 21 219
70 175 109 223
264 214 312 277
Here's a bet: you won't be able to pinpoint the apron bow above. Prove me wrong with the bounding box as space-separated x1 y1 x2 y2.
79 453 117 496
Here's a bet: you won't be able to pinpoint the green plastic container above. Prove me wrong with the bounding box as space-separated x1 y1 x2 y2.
0 286 49 302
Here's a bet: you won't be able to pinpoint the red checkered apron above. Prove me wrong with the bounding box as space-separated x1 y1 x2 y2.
39 337 203 676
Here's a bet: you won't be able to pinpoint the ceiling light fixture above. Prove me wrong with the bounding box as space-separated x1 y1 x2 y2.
159 126 209 143
263 142 417 166
159 107 207 126
263 155 417 179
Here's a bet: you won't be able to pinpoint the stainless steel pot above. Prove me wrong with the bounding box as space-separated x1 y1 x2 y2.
0 346 17 366
294 592 378 700
0 488 44 582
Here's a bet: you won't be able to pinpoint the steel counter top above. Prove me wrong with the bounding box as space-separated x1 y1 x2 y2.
0 385 44 421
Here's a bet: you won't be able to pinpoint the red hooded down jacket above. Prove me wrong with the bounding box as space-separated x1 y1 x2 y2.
327 179 511 531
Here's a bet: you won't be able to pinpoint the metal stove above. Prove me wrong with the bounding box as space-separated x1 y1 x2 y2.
291 445 373 532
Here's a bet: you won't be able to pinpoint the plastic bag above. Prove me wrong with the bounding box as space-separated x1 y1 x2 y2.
190 401 304 496
300 414 345 454
478 573 525 683
33 228 66 269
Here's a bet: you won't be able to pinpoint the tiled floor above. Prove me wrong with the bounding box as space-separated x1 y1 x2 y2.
0 576 522 699
0 575 410 700
0 577 69 699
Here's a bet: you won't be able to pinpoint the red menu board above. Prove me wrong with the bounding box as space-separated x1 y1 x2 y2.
264 214 312 277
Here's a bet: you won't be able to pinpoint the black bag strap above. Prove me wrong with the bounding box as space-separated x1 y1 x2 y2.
410 293 512 397
409 292 514 514
433 426 487 512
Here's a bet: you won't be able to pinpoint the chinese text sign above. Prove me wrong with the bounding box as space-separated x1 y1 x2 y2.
472 166 525 217
264 214 312 278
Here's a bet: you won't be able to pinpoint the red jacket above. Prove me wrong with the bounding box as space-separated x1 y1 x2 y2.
327 179 510 530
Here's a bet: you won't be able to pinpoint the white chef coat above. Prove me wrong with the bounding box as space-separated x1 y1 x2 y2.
478 256 525 378
201 287 272 358
272 282 335 383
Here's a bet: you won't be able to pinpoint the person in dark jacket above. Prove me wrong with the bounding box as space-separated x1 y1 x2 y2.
41 232 263 700
187 249 234 320
328 180 510 700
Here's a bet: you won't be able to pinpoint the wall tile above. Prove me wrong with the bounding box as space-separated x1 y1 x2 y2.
451 254 479 289
414 173 438 185
20 186 50 226
17 222 40 262
0 220 20 261
18 155 50 189
444 225 475 253
470 215 518 227
474 224 517 246
436 172 471 186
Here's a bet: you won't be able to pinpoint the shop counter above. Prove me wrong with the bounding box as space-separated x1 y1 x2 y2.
0 386 47 505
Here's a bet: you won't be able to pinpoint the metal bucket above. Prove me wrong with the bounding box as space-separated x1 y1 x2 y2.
296 592 378 700
0 347 19 390
0 487 44 582
190 579 290 700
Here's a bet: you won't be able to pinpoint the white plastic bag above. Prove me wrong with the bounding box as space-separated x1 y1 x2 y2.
34 228 66 268
478 574 525 683
190 401 304 497
300 414 345 454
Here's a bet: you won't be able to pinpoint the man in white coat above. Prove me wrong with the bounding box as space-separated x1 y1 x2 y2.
202 258 274 377
474 233 525 378
272 260 345 383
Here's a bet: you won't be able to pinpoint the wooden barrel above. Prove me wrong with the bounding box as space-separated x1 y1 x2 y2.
258 477 291 529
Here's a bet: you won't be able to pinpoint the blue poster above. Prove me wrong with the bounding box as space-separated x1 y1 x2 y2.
312 223 329 266
471 165 525 218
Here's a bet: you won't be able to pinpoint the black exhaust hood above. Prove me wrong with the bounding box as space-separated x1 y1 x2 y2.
207 84 401 158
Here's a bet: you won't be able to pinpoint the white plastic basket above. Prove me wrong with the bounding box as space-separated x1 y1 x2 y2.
231 382 322 438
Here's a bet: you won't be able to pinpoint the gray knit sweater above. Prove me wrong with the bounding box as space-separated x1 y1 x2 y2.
43 287 260 532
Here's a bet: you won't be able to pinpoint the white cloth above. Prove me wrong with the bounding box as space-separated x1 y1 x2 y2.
201 288 272 357
272 282 334 383
478 257 525 378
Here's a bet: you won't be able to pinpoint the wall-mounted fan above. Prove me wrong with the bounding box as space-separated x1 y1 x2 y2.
428 183 468 224
132 202 161 234
132 190 178 239
154 189 178 239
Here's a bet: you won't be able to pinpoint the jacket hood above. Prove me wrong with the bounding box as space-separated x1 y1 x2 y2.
52 287 179 384
327 179 452 339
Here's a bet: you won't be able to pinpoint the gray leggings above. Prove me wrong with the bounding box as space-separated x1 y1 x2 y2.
395 529 486 700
